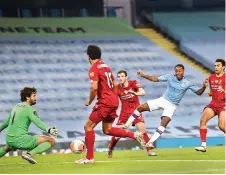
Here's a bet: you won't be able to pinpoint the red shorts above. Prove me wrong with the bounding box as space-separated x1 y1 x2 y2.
204 103 225 116
89 105 118 124
116 114 144 126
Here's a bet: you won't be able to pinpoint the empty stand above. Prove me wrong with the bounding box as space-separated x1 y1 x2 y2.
0 37 214 126
0 18 222 143
151 11 224 71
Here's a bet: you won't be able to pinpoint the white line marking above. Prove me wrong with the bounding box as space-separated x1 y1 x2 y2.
97 160 225 163
154 169 225 174
0 159 224 166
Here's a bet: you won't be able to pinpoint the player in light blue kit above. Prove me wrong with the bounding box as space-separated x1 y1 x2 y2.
121 64 208 149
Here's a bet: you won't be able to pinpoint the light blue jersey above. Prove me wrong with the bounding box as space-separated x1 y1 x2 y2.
158 74 199 105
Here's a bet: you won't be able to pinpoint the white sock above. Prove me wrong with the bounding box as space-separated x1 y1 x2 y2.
133 109 141 117
125 110 141 127
149 126 165 143
125 116 135 127
201 142 206 147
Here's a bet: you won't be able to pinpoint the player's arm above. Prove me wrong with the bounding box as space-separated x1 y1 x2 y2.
206 84 212 97
206 90 212 96
113 80 118 93
206 77 212 96
190 79 208 96
86 80 98 106
0 114 10 132
129 81 146 96
137 70 160 82
28 110 49 131
217 86 226 94
28 109 58 137
130 88 146 96
86 67 99 106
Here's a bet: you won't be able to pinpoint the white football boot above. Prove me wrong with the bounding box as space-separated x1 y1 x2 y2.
195 146 207 152
22 152 37 164
75 157 95 164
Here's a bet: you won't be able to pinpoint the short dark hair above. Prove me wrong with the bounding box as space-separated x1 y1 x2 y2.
117 70 127 77
20 87 37 102
87 45 101 60
216 58 225 66
174 64 185 70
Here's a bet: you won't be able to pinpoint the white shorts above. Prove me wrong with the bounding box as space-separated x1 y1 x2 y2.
146 97 177 119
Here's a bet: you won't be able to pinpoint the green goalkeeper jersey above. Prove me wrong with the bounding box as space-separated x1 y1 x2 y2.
0 102 48 136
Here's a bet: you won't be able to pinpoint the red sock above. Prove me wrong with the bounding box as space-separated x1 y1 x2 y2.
85 130 95 160
200 129 207 142
109 137 120 150
143 132 152 152
107 127 135 140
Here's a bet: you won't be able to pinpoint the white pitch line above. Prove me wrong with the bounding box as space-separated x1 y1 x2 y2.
0 159 224 166
97 160 225 163
151 169 225 174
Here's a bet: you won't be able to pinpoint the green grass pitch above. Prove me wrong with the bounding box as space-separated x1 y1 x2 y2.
0 146 225 174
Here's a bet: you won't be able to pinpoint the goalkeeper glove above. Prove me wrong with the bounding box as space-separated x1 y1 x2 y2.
47 126 58 138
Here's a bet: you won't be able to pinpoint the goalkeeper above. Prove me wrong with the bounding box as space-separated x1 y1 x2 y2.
0 87 58 164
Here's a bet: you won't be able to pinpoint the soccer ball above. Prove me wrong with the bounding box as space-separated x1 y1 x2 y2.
70 140 85 154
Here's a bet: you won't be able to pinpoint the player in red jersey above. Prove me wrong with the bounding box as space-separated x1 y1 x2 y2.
195 58 225 152
108 70 157 157
75 45 144 164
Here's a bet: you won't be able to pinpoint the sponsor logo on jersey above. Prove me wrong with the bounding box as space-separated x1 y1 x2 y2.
33 111 39 117
89 72 94 77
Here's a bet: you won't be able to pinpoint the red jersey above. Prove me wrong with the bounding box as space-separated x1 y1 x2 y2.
117 80 142 116
209 73 225 107
88 60 118 107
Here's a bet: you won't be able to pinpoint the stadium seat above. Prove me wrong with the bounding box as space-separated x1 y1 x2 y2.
107 7 117 17
22 9 32 17
0 36 209 122
0 9 2 17
79 8 89 17
50 8 61 17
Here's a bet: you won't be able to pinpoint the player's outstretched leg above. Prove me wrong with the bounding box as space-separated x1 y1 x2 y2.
103 122 145 147
0 145 11 158
195 108 215 152
22 135 55 164
146 116 170 148
123 103 150 129
108 136 120 158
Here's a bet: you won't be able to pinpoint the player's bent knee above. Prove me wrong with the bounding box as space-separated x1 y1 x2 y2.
102 128 110 135
136 106 143 112
137 103 150 113
218 124 225 133
4 145 10 152
84 120 96 132
84 124 92 132
48 137 55 146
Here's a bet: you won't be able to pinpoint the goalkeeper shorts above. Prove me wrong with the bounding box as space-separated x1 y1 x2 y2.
6 135 38 151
